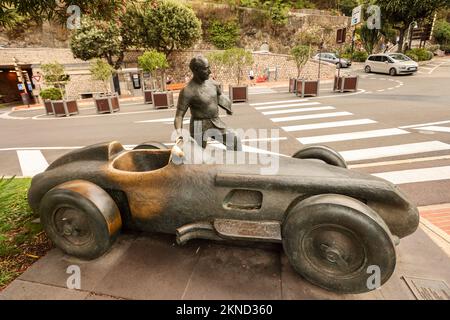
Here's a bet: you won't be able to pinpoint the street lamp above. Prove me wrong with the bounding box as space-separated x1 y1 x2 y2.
407 21 418 51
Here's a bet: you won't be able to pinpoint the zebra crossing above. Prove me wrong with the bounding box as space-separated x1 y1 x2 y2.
250 98 450 186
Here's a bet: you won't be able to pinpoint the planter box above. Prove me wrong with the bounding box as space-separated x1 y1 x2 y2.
152 91 174 109
144 89 156 104
229 85 248 103
333 76 358 93
289 78 298 93
51 100 79 117
94 94 120 114
44 100 54 115
296 79 319 98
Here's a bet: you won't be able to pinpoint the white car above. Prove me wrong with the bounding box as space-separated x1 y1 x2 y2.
364 53 418 76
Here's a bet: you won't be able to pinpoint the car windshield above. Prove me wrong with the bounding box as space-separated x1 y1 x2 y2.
388 54 411 61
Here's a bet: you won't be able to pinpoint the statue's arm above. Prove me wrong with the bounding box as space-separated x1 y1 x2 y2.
174 89 189 135
216 84 233 115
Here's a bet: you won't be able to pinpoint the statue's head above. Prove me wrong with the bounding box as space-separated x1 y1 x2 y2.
189 55 211 81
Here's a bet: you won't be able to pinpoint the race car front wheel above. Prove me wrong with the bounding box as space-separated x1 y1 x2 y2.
292 146 347 168
282 194 396 293
39 180 122 260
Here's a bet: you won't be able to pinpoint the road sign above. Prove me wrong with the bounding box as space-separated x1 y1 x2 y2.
351 5 362 26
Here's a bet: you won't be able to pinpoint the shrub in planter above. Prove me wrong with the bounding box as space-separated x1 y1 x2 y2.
221 48 253 103
138 50 170 106
40 87 62 101
40 87 63 115
90 59 120 113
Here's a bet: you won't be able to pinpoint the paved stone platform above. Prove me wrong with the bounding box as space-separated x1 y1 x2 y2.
1 221 449 300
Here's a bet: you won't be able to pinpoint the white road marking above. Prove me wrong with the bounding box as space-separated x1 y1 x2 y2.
349 155 450 169
271 111 352 123
373 166 450 185
413 126 450 133
262 106 334 115
298 128 408 144
340 141 450 162
16 150 49 177
282 119 376 132
135 115 226 124
399 120 450 129
255 102 320 110
250 99 309 106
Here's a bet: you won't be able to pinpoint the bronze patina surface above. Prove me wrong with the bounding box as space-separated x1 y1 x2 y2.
28 140 419 294
174 55 242 151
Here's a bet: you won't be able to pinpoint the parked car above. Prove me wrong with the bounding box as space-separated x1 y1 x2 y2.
28 139 419 294
313 52 352 68
364 53 419 76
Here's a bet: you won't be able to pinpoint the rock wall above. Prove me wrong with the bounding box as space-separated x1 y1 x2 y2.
124 49 336 86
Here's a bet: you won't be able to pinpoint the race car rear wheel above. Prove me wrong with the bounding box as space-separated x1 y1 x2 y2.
133 141 168 150
282 194 396 293
292 146 347 168
39 180 122 260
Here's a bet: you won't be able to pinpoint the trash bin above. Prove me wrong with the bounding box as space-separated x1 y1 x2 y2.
20 92 30 105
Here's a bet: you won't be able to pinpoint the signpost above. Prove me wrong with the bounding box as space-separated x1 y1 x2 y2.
351 5 362 26
350 5 363 63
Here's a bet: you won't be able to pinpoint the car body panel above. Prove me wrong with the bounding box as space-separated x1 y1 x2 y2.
28 141 419 241
313 53 351 68
365 53 418 75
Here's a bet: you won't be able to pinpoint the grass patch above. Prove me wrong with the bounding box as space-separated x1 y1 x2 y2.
0 177 52 290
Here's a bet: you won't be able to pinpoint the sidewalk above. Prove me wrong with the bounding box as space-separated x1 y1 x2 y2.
1 217 449 300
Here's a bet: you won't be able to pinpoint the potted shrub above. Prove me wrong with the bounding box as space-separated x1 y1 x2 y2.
291 45 319 98
41 62 78 117
39 87 62 115
138 50 174 108
220 48 253 103
90 59 120 114
334 72 359 93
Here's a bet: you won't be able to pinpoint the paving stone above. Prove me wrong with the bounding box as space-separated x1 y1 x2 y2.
0 280 89 300
92 234 202 300
181 243 281 300
18 234 136 292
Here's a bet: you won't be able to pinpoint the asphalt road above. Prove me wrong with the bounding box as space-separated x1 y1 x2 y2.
1 57 449 206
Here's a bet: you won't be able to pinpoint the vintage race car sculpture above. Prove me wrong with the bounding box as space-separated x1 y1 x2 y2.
28 139 419 294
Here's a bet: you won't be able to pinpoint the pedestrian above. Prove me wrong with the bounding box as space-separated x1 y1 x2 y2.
248 68 255 86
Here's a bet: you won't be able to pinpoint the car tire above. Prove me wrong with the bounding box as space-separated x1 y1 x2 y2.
389 68 397 76
133 141 168 150
39 180 122 260
292 146 347 168
364 66 371 73
282 194 396 293
336 63 342 69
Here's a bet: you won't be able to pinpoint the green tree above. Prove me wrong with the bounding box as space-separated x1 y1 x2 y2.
221 48 254 85
291 45 310 78
263 0 289 34
359 24 381 54
434 19 450 45
0 0 130 23
208 20 240 49
139 0 202 57
90 59 115 93
70 12 139 93
41 62 69 99
138 50 169 90
0 3 20 28
376 0 450 52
